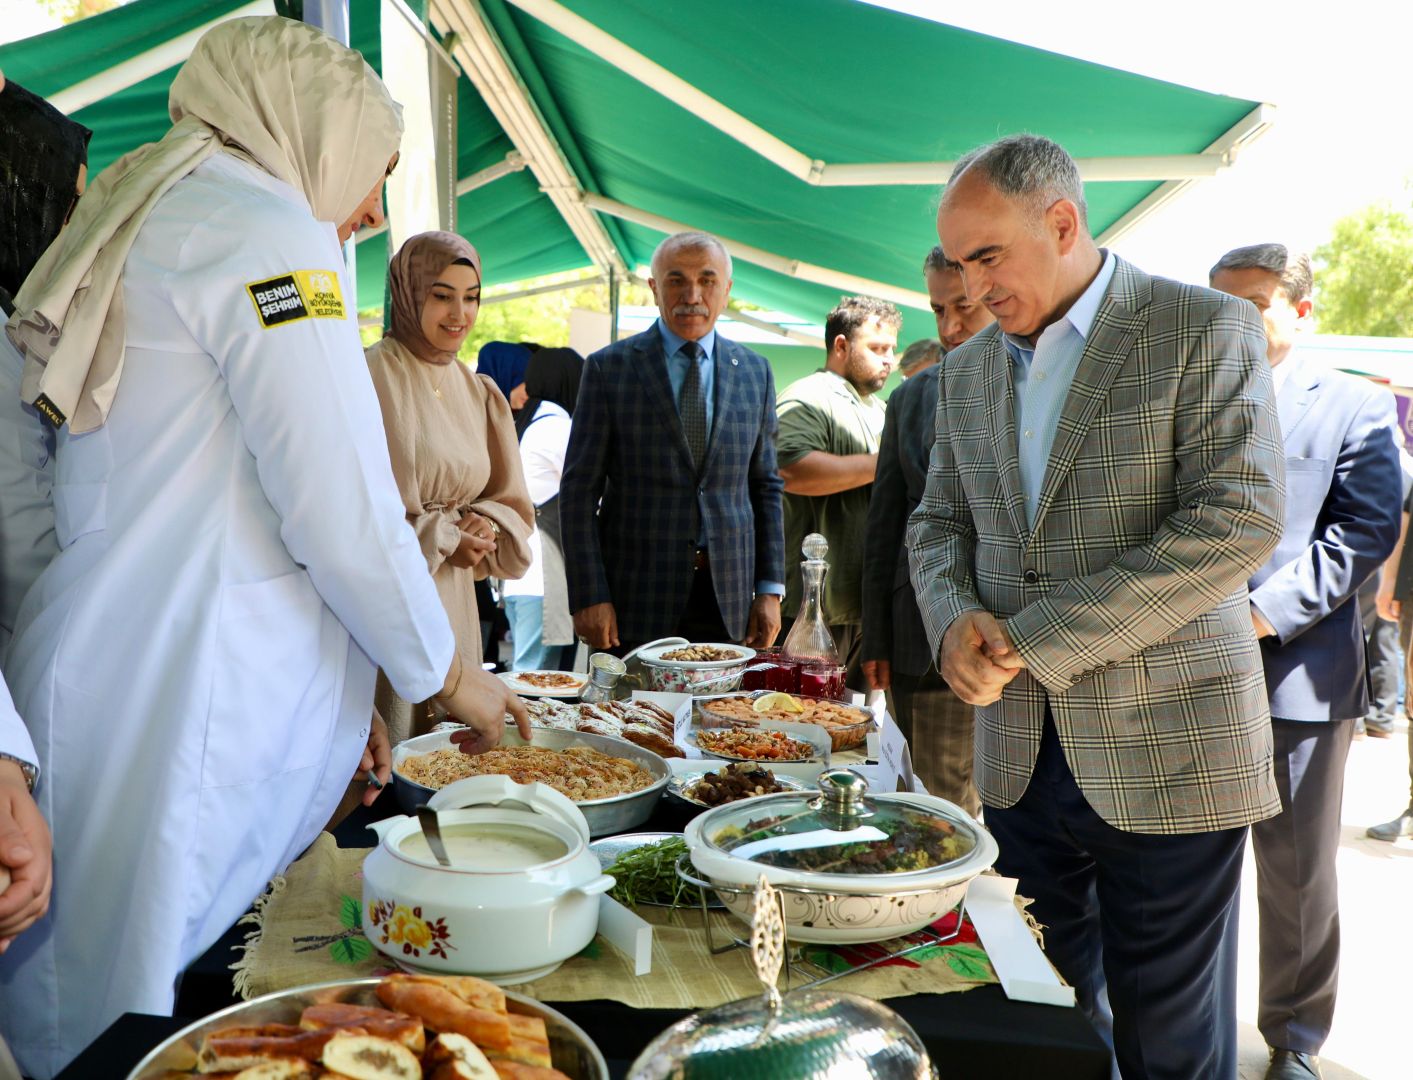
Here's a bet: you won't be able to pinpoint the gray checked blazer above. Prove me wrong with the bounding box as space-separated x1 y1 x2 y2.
907 256 1287 835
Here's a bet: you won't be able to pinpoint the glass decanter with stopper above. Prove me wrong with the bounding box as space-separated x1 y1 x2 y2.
781 533 842 672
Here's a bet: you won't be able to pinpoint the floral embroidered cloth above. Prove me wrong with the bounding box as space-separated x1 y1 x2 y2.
234 833 1021 1009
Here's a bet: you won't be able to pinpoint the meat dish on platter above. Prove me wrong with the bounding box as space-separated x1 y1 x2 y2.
521 698 682 758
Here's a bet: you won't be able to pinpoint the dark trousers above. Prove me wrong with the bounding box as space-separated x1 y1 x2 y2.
984 716 1247 1080
618 563 732 656
1252 717 1354 1054
1361 579 1403 721
888 667 978 815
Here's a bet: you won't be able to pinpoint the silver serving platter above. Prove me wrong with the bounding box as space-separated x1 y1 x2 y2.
589 831 723 909
391 727 671 836
689 727 828 763
126 977 608 1079
666 768 814 808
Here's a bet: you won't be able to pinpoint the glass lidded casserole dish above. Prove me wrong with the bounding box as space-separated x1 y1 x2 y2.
684 769 998 944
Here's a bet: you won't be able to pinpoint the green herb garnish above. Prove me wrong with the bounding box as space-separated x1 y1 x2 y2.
604 836 704 907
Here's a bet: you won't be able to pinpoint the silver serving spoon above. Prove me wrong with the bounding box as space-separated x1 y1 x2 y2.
416 806 452 867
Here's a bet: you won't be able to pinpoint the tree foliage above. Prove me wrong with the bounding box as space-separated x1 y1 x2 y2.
1313 200 1413 337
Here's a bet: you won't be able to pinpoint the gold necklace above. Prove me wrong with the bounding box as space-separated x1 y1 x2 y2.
431 362 453 398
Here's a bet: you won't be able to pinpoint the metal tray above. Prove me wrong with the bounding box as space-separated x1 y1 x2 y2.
125 977 608 1079
666 767 814 808
391 727 670 836
589 832 723 909
690 725 830 763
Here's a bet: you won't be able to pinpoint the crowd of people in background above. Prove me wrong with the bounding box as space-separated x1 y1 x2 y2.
0 15 1411 1080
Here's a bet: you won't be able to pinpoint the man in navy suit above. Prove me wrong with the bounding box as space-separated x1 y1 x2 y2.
1212 245 1401 1080
561 232 785 652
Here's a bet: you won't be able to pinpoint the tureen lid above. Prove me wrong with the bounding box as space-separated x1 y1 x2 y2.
627 877 935 1079
700 768 976 878
426 775 592 844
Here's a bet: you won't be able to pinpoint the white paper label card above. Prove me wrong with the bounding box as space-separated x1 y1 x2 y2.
876 709 915 792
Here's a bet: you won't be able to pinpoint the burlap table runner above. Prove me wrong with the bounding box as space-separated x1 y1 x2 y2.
233 834 1020 1008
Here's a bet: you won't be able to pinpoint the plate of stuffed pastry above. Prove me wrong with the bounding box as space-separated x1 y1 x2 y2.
128 972 607 1079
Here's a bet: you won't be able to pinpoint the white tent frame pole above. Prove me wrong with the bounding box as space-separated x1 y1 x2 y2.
503 0 815 182
591 195 931 313
1097 103 1276 247
505 0 1265 188
483 273 605 305
457 151 527 196
722 308 826 349
49 0 276 115
356 151 528 244
431 0 627 279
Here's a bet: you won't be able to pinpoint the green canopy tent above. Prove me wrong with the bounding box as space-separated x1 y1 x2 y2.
0 0 1272 350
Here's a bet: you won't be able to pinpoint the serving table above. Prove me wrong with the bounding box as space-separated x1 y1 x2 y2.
63 761 1110 1079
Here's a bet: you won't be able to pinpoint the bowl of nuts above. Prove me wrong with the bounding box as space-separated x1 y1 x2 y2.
634 641 757 695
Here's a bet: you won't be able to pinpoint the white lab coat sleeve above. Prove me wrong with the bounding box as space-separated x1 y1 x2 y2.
164 201 453 703
0 333 57 651
0 672 36 774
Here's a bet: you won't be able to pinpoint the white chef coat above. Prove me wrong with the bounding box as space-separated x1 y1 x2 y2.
501 401 571 599
0 153 454 1078
0 332 57 653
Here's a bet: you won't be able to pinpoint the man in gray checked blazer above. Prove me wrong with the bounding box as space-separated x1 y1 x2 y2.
561 232 785 653
908 136 1286 1080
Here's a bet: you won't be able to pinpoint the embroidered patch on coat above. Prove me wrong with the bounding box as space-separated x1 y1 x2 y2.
246 270 346 328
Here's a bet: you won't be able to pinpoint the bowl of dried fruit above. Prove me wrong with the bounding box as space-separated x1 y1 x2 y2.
635 641 757 695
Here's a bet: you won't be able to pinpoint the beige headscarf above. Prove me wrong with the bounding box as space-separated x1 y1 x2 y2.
387 231 481 365
4 15 403 433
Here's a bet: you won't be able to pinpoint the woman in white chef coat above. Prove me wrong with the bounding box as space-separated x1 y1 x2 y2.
0 18 525 1078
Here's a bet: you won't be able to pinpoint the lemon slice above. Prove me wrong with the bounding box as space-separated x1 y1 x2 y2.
753 692 803 714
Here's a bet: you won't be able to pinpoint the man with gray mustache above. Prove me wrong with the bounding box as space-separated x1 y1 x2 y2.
561 232 786 654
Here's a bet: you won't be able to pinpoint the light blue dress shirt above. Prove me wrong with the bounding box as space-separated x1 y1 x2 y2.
655 319 783 598
1003 252 1117 528
658 319 716 435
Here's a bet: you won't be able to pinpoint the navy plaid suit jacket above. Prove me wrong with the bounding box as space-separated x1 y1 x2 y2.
560 324 785 644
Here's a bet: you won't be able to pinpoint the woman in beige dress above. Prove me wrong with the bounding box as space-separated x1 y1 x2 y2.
367 231 533 741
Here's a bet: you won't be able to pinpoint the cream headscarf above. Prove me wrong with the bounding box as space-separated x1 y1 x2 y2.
4 15 403 433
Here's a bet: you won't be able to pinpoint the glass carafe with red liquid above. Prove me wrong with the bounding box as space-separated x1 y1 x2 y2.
781 533 843 697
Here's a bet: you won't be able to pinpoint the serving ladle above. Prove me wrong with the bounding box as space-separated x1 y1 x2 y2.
416 805 453 867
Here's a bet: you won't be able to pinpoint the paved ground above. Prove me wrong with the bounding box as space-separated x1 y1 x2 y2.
1234 719 1412 1080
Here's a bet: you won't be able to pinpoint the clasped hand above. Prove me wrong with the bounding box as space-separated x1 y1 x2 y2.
940 610 1025 706
0 762 51 953
447 510 496 570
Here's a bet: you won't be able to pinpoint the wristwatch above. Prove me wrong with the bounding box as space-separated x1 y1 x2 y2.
0 753 37 793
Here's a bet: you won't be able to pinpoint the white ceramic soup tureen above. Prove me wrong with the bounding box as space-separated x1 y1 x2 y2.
362 774 614 984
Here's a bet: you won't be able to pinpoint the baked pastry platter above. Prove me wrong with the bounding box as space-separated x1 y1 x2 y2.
697 691 876 752
127 974 608 1079
498 670 588 698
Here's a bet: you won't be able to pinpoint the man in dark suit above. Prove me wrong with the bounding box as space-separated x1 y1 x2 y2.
560 231 785 652
910 135 1287 1078
862 246 993 811
1212 245 1401 1080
